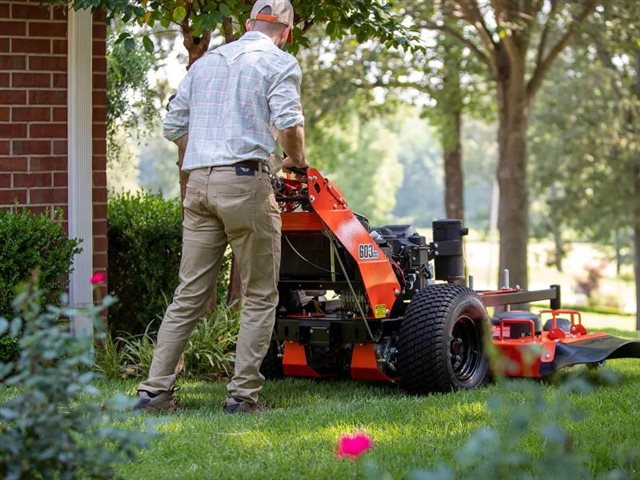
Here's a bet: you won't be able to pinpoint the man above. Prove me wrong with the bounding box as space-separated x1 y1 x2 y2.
136 0 308 414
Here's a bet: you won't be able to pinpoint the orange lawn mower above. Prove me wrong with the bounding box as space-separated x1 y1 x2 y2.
260 167 640 393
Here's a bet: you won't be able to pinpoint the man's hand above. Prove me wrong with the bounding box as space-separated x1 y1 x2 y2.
282 155 309 173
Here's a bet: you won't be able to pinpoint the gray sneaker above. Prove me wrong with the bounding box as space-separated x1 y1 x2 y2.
135 389 179 412
222 396 266 414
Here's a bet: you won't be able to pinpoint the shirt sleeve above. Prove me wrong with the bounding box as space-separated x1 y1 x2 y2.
163 66 194 141
268 58 305 131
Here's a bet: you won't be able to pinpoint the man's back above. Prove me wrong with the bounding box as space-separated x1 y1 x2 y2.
164 31 304 171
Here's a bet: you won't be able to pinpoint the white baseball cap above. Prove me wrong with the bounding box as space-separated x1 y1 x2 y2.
250 0 294 27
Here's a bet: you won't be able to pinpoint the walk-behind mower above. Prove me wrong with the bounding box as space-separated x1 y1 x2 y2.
261 168 640 393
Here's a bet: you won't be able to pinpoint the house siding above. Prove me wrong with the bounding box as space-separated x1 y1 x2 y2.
0 0 107 282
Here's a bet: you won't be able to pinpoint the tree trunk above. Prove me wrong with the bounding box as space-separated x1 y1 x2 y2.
552 223 563 272
633 47 640 330
443 107 464 221
495 62 530 291
634 183 640 330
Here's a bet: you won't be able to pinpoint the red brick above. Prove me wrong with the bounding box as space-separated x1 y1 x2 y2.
93 202 106 219
0 55 26 70
93 73 106 90
52 140 66 154
0 38 8 52
24 205 52 217
30 156 67 171
0 189 27 204
52 107 67 121
53 171 67 186
29 187 67 204
29 21 66 37
0 107 8 121
52 39 66 55
12 107 50 122
0 90 26 105
93 9 106 22
11 38 50 54
0 21 27 36
92 157 106 174
53 73 66 88
92 170 106 187
0 157 28 172
0 174 10 188
0 4 8 17
12 140 51 155
12 72 50 88
0 73 8 87
13 172 51 188
0 123 27 138
93 218 107 236
93 235 108 253
92 251 107 270
29 90 66 105
29 123 66 138
52 7 68 21
92 56 106 74
93 187 107 203
92 139 105 155
93 22 106 38
29 56 66 71
92 122 106 138
92 39 105 56
0 140 9 155
92 106 106 121
12 3 50 20
93 89 106 106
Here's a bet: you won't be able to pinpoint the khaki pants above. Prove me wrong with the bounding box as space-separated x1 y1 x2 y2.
138 165 281 404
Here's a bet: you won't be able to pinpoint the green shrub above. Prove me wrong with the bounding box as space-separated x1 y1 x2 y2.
0 336 19 364
183 302 240 379
104 302 240 381
0 209 81 317
0 275 154 479
107 192 231 336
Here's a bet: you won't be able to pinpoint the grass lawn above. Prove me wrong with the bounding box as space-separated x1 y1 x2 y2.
96 330 640 479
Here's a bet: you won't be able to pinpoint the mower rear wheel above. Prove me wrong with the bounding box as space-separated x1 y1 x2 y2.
396 284 490 394
259 337 284 379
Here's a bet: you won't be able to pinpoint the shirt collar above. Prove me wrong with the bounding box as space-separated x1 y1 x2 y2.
241 31 272 42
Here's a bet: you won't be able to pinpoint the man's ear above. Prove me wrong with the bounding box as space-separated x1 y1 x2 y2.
285 26 293 44
245 19 253 31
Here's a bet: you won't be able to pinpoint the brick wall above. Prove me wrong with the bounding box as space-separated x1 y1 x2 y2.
0 1 108 278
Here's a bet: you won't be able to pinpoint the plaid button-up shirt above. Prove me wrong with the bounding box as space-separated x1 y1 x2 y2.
163 31 304 171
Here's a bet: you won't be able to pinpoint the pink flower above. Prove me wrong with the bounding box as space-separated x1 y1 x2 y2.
90 272 106 285
336 432 374 459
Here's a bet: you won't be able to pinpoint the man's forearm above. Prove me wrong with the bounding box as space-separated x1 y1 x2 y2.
174 134 188 151
278 125 305 165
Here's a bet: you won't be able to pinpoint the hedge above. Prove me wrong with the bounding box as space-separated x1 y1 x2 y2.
0 209 82 362
107 192 230 336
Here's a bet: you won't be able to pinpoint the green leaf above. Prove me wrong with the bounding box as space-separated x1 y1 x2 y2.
173 5 187 22
160 15 171 28
142 35 154 53
219 2 231 17
115 32 130 44
124 37 135 52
